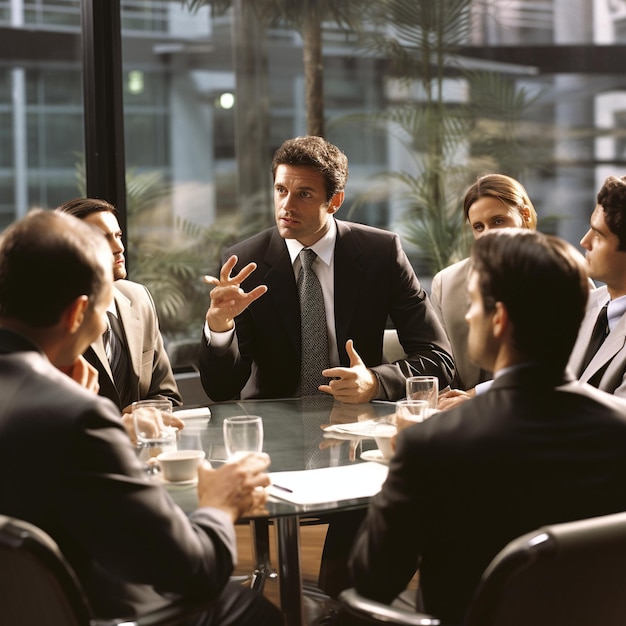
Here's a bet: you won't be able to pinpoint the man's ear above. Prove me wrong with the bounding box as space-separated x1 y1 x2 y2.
328 191 345 214
61 295 90 334
492 301 509 339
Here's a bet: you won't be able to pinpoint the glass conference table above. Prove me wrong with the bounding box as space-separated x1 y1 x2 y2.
167 396 396 626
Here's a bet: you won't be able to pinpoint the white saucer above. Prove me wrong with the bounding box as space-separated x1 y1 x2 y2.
360 449 389 465
158 475 198 487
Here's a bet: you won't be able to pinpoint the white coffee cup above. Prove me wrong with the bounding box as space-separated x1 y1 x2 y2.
373 423 397 460
157 449 206 483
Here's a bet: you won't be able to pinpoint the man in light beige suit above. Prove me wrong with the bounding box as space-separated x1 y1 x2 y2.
57 198 182 412
568 175 626 397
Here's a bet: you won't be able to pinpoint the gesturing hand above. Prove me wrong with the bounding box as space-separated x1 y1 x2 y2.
203 255 268 332
320 339 379 403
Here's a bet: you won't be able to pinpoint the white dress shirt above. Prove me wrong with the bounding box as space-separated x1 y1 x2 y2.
205 219 340 367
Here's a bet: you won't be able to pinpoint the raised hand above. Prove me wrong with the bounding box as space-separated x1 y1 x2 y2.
203 255 268 332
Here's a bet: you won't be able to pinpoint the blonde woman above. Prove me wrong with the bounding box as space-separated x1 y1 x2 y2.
431 174 537 391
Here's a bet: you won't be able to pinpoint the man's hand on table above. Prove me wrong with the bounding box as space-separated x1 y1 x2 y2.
197 452 271 522
438 387 475 411
320 340 379 403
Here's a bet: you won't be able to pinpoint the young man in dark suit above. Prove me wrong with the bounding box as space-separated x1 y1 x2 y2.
349 229 626 625
199 135 455 599
199 135 453 403
0 209 280 625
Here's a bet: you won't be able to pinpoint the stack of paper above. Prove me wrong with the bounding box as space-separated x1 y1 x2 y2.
268 462 388 505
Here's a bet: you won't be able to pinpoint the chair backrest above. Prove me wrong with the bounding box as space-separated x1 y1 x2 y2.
383 328 407 363
0 515 94 626
465 511 626 626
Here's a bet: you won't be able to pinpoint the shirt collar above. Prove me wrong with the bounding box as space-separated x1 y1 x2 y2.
607 295 626 331
285 217 337 268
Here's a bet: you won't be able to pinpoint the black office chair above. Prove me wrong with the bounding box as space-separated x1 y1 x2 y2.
0 514 213 626
339 510 626 626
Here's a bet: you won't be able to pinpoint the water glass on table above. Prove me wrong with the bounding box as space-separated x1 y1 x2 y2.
132 399 178 475
395 399 429 433
406 376 439 412
223 415 264 462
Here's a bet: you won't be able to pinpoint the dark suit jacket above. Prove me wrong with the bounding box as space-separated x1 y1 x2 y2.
0 328 235 619
199 220 454 401
349 364 626 624
85 280 182 411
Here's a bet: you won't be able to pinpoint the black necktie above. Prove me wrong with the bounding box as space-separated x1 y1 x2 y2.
579 304 609 376
106 311 131 407
298 249 330 395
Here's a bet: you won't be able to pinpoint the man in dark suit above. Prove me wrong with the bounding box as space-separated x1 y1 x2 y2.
199 136 454 403
0 209 280 625
57 198 182 412
199 136 454 600
349 229 626 625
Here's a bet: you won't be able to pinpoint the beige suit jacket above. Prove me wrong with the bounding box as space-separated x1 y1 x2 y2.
568 285 626 398
430 258 491 390
89 280 182 410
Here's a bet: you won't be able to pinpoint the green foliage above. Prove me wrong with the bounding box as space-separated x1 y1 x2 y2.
349 0 542 273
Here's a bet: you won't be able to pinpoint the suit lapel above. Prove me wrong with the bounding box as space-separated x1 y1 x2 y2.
262 230 301 352
580 313 626 383
113 285 141 381
84 345 121 409
333 221 367 363
569 288 608 374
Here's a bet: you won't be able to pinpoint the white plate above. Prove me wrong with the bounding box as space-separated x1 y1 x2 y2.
360 449 389 465
157 475 198 487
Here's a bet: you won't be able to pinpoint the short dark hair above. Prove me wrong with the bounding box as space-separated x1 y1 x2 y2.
596 176 626 251
0 210 111 327
471 229 589 369
56 197 118 220
271 136 349 201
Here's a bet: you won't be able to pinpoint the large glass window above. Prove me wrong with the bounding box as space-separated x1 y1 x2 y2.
2 0 626 367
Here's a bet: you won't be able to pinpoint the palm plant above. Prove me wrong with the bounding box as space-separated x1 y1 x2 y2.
183 0 367 137
350 0 542 273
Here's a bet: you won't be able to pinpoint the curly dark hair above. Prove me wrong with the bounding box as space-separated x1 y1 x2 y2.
271 136 348 201
596 176 626 251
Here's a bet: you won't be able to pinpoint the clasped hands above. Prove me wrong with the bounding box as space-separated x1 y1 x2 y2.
204 255 379 403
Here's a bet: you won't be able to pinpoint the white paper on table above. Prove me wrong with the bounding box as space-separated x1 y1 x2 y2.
173 407 212 420
268 462 388 505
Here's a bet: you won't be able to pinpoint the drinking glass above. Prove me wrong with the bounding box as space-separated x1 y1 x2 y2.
132 399 178 474
223 415 264 462
395 399 428 431
406 376 439 410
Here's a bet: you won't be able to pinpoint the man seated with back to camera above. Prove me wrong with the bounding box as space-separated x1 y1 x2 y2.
347 229 626 625
0 209 281 626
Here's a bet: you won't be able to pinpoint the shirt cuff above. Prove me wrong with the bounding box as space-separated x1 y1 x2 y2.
204 321 235 348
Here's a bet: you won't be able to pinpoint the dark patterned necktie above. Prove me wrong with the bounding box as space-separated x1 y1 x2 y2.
298 248 330 395
107 311 131 407
579 303 609 376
